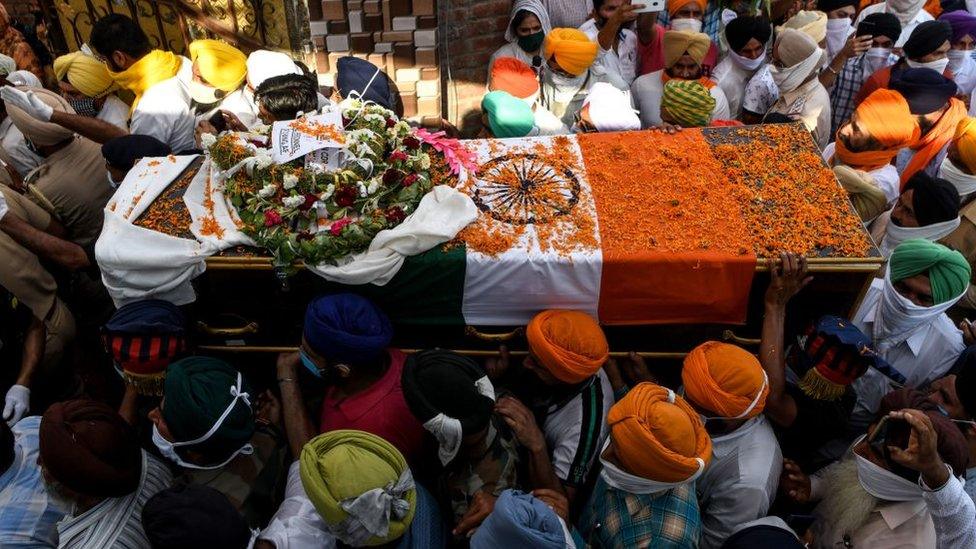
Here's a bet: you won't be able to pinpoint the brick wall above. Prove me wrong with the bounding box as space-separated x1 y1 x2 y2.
310 0 510 132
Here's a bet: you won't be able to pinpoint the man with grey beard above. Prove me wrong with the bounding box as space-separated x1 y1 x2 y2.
780 390 974 548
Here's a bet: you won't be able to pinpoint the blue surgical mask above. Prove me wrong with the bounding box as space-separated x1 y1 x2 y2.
300 349 323 378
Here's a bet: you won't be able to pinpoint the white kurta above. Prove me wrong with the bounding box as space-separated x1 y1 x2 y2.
533 103 570 135
855 2 934 47
96 94 129 130
696 415 783 549
822 142 901 205
767 78 832 150
712 57 760 120
128 57 196 153
631 70 731 128
579 19 639 90
259 462 338 549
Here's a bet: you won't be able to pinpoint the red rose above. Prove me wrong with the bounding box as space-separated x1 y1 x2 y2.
389 150 408 162
402 174 419 187
386 118 397 128
385 206 406 224
335 186 358 207
330 217 352 236
383 169 402 186
264 210 283 227
300 193 318 211
403 136 421 150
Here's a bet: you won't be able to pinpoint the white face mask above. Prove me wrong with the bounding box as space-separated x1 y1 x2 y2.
729 50 766 72
151 372 255 470
947 49 971 73
107 170 119 189
189 80 223 105
864 47 895 74
545 70 586 103
854 446 924 501
826 18 854 59
939 156 976 198
906 56 950 75
670 18 703 33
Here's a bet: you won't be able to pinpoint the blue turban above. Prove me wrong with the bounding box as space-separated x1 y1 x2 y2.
303 293 393 365
105 299 185 334
890 68 958 114
336 56 396 112
470 490 566 549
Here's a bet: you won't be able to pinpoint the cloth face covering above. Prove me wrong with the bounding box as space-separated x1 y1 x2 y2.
864 47 896 74
671 18 703 32
770 50 822 93
729 50 766 71
854 438 924 501
872 269 959 352
939 157 976 198
905 56 950 74
519 31 545 53
947 48 970 73
826 18 854 60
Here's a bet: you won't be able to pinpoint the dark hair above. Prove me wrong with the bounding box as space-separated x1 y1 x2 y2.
510 9 538 33
89 14 151 59
0 420 13 476
593 0 609 10
255 74 319 122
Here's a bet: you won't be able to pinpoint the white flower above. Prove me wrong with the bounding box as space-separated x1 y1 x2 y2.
282 195 305 208
258 184 277 198
200 133 217 148
357 182 368 197
307 162 327 174
283 173 299 190
419 154 431 170
254 151 274 170
366 178 380 194
394 121 411 135
364 113 385 124
321 184 335 200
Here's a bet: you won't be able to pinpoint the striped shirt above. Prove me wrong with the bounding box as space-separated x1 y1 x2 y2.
579 477 701 548
57 451 172 549
0 416 68 548
543 0 594 30
539 370 613 488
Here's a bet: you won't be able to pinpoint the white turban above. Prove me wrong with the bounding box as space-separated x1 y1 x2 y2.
583 82 641 132
246 50 302 90
8 70 41 88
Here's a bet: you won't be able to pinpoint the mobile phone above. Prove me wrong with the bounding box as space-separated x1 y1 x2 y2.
633 0 665 13
208 110 228 133
857 20 876 37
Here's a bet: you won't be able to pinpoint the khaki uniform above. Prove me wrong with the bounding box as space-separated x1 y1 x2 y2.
942 201 976 309
25 137 112 248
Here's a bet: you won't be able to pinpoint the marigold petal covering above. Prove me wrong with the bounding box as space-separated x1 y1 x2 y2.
526 309 608 383
543 28 598 76
681 341 769 418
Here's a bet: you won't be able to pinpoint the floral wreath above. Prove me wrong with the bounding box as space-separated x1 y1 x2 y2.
206 99 476 270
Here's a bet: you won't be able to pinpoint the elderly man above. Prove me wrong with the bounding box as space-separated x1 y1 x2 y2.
825 88 920 204
855 0 933 46
0 417 67 547
871 172 961 255
539 28 602 128
681 341 781 549
400 350 518 534
489 57 568 135
575 81 641 132
783 392 974 547
632 30 730 128
256 430 444 548
142 485 252 549
825 13 901 136
712 16 771 119
39 399 172 548
580 0 640 90
481 91 536 138
855 20 952 104
53 51 127 130
471 489 573 548
891 68 967 183
580 382 712 547
766 28 832 148
850 239 970 429
5 88 111 249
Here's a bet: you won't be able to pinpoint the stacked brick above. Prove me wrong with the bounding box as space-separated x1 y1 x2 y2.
311 0 441 126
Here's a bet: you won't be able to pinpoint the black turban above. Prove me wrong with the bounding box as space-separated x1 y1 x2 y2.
904 172 961 226
39 399 142 498
902 20 952 59
102 135 172 172
817 0 857 14
722 519 805 549
401 349 495 435
725 16 772 53
880 388 969 477
857 12 901 44
143 485 252 549
890 68 958 114
336 56 397 112
954 347 976 419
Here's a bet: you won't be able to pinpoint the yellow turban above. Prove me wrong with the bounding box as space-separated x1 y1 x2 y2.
53 52 118 98
526 310 609 384
608 383 712 482
777 10 828 43
7 87 75 146
663 30 712 68
188 39 247 92
681 341 769 419
954 117 976 174
543 28 599 76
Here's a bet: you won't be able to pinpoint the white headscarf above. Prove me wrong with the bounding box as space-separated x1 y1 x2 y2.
770 30 824 93
245 50 302 90
880 210 961 257
871 266 963 353
7 70 41 88
583 82 641 132
505 0 553 43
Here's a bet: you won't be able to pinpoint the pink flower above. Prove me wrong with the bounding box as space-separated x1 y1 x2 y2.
264 210 283 227
330 217 352 236
402 174 419 187
414 128 478 176
389 150 408 162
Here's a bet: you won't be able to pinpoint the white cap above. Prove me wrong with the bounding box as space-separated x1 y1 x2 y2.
246 50 303 90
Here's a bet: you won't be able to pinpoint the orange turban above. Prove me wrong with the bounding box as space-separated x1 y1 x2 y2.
663 31 712 68
954 117 976 174
608 383 712 482
668 0 707 16
489 57 540 100
835 89 920 171
681 341 769 419
543 28 599 77
526 310 608 384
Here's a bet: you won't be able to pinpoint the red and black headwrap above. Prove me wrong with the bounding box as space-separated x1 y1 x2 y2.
103 299 187 395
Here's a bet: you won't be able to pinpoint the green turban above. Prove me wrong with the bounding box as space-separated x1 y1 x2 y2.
162 357 255 464
300 430 416 546
482 90 534 138
890 239 971 304
661 79 716 127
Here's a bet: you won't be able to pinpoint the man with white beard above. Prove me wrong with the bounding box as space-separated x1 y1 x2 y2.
781 390 973 548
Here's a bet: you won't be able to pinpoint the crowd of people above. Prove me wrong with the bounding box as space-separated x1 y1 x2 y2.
0 0 974 547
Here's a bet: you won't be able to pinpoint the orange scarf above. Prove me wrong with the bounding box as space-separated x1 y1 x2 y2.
901 98 968 189
833 138 897 172
661 72 716 89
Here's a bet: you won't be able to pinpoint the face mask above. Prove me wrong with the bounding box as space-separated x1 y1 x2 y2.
826 18 853 59
151 372 255 470
729 50 766 72
517 30 545 53
854 447 923 501
67 96 98 118
300 349 324 378
947 49 970 73
189 80 223 105
107 170 119 189
906 56 950 75
670 18 703 33
545 70 586 103
770 61 813 93
864 47 894 73
939 156 976 198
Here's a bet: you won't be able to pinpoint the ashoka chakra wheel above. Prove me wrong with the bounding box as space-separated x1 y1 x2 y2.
472 153 581 225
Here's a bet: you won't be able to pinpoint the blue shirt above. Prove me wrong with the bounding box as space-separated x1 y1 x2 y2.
397 484 447 549
0 416 69 548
